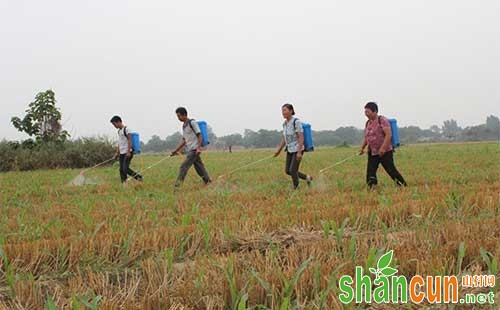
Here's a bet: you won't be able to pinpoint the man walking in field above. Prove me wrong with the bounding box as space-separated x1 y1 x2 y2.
110 115 143 183
359 102 407 188
170 107 212 188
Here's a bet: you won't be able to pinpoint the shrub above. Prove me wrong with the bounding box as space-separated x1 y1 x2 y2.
0 138 115 172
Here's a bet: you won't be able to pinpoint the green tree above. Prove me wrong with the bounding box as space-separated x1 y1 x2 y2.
218 133 244 147
485 115 500 140
11 90 69 143
333 126 364 145
143 135 167 152
486 115 500 130
442 119 461 141
165 132 183 149
314 130 342 146
242 129 281 148
207 125 217 143
430 125 441 134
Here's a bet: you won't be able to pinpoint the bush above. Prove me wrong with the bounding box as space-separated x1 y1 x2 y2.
0 138 115 172
0 142 18 171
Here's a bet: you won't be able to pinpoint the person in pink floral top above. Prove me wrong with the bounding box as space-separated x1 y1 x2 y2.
359 102 407 188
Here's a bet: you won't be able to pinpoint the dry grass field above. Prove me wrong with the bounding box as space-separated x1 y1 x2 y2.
0 142 499 309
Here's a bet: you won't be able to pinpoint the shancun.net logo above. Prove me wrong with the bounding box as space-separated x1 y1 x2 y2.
338 250 496 305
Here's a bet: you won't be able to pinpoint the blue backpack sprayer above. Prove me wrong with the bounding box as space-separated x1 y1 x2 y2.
286 118 314 152
123 127 144 171
365 117 400 149
319 117 400 174
189 120 210 147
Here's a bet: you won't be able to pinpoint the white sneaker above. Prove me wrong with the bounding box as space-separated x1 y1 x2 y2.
306 175 313 186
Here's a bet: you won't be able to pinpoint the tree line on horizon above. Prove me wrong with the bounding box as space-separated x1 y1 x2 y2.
142 115 500 152
5 89 500 153
2 89 498 172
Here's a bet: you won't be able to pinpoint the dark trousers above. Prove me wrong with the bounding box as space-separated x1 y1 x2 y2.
176 150 211 186
366 150 407 188
286 151 308 189
119 154 141 183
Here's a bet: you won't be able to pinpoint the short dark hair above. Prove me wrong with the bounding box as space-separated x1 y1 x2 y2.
110 115 122 123
364 102 378 113
175 107 188 116
282 103 295 115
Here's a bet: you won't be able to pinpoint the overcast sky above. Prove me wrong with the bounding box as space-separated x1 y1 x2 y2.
1 0 498 141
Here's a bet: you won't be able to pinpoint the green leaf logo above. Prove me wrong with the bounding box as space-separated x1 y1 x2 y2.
377 250 393 269
369 250 398 280
380 267 398 277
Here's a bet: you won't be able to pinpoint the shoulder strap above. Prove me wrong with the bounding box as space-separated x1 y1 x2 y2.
120 127 128 136
283 118 300 132
292 117 301 132
378 116 386 137
188 119 195 132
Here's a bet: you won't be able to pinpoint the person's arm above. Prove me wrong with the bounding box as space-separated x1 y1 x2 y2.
274 137 286 157
379 126 392 157
359 136 367 155
126 132 133 157
195 133 202 155
171 139 187 156
296 132 304 160
115 145 120 159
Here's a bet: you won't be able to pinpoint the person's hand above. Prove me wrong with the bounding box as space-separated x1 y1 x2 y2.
114 152 120 160
196 148 202 156
379 149 386 157
170 151 178 157
126 151 132 158
296 152 303 161
359 148 365 155
273 150 281 157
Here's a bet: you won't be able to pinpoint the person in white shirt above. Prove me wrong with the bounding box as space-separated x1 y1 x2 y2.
170 107 211 188
274 104 313 189
110 115 143 183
